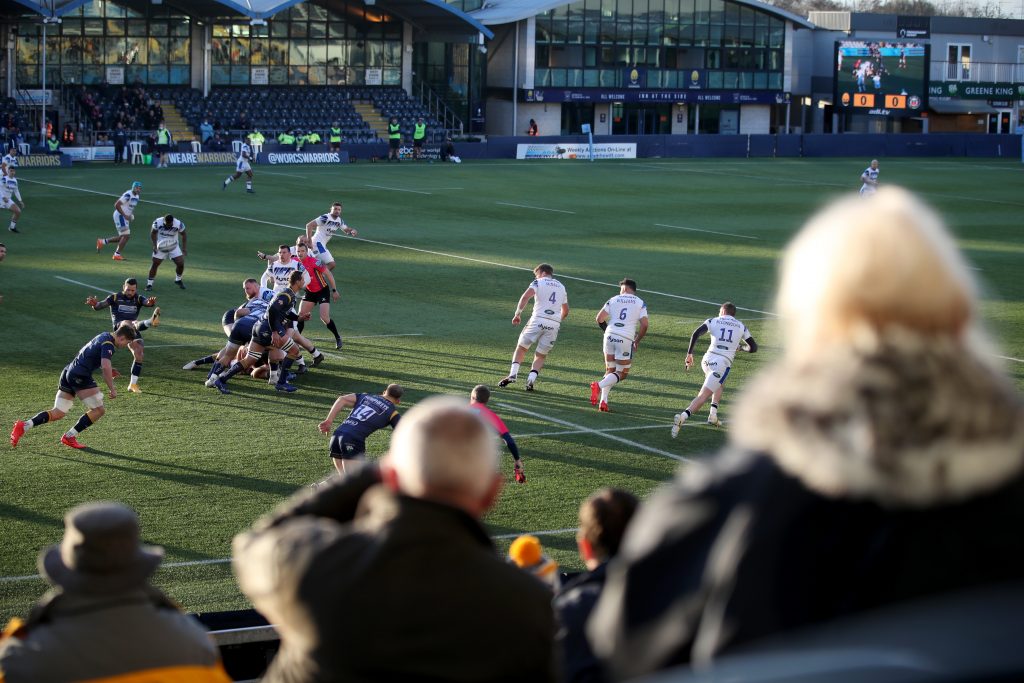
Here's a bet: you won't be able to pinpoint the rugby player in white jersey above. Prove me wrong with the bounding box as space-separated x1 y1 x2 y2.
860 159 879 196
305 201 358 271
497 263 569 391
146 214 187 290
1 168 24 233
671 301 757 437
590 278 648 412
97 181 141 260
262 244 324 372
222 141 255 193
1 146 18 177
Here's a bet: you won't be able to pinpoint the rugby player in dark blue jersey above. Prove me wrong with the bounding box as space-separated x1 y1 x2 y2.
318 384 403 474
85 277 159 393
11 323 137 449
206 270 309 394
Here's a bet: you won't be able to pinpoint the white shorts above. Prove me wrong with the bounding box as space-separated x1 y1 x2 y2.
517 319 560 354
237 159 252 173
153 244 183 260
312 240 334 264
603 334 634 363
0 196 14 210
113 211 132 234
700 354 733 392
860 185 877 197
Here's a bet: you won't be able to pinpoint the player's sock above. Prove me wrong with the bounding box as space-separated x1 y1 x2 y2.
136 319 152 331
192 355 216 366
67 414 93 436
27 411 50 429
207 361 223 378
683 409 692 419
9 220 17 230
268 362 279 384
297 320 305 333
130 362 142 385
276 358 294 385
598 372 618 403
146 279 154 287
325 319 341 341
220 361 244 381
509 362 521 378
174 275 182 283
527 370 539 385
297 356 307 367
224 176 234 185
709 403 719 418
246 181 253 190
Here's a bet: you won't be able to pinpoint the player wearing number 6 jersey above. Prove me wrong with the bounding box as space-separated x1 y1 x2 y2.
671 301 757 437
318 384 403 475
591 279 648 412
498 263 569 391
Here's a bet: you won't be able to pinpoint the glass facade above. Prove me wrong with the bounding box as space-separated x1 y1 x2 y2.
211 3 402 86
16 0 190 87
534 0 785 90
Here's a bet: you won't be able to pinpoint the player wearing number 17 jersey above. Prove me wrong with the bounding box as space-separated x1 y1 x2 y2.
590 279 648 412
671 301 757 437
498 263 569 391
318 384 403 475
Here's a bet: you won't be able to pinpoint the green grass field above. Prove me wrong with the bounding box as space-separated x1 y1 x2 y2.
1 157 1022 622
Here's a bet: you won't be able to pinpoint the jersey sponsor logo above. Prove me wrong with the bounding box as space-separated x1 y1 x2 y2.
544 308 556 315
613 322 625 327
267 152 348 164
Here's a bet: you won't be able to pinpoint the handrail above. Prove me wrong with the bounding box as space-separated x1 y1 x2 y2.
929 61 1024 84
412 75 465 137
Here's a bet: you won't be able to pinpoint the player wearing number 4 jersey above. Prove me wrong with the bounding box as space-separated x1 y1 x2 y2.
318 384 403 475
591 279 648 412
498 263 569 391
671 301 757 437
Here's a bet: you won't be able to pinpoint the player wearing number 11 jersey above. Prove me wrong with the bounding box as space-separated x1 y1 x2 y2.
498 263 569 391
671 301 757 436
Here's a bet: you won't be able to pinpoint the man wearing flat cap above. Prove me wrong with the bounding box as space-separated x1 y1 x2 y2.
0 501 230 683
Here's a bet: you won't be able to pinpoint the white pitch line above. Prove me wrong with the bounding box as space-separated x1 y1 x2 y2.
54 275 115 293
516 424 667 439
364 184 433 195
497 402 692 463
260 171 308 179
995 354 1024 364
655 223 759 240
0 527 580 583
496 201 576 215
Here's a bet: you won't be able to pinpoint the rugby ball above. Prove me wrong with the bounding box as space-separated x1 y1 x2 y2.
157 238 177 252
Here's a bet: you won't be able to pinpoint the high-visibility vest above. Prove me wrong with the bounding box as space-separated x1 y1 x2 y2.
157 128 170 144
388 123 401 139
329 127 342 142
279 133 295 144
46 137 60 152
413 123 426 140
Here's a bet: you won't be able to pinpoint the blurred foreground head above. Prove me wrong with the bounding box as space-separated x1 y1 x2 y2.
778 187 978 361
384 396 502 517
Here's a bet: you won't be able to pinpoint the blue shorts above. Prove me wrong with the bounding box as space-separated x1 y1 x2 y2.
230 316 258 346
330 434 366 460
59 368 97 395
250 319 273 347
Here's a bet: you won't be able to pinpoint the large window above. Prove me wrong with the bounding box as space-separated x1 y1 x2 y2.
16 0 190 86
533 0 784 90
211 3 402 86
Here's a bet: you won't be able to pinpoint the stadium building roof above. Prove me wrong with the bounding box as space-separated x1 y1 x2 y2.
468 0 815 28
3 0 493 39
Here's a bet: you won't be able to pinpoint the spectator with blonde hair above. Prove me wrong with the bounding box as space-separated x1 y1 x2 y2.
589 187 1024 679
234 396 557 682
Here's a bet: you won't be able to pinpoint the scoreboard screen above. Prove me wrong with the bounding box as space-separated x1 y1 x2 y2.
835 41 929 117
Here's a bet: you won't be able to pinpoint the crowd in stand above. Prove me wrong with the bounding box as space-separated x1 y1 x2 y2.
78 84 165 135
1 187 1023 681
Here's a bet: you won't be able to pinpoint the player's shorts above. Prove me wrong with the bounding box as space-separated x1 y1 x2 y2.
229 316 258 346
700 354 732 392
389 138 400 150
250 319 273 348
413 137 424 148
603 334 634 363
236 159 252 174
156 144 170 154
304 287 330 305
330 433 366 460
58 368 97 395
313 241 334 265
152 244 183 261
517 319 561 354
860 185 877 197
112 211 132 234
0 196 13 210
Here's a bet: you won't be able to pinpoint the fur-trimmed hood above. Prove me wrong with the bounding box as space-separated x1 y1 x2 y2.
729 331 1024 507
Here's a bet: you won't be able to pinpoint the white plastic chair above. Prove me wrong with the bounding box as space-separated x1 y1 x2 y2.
190 140 202 154
128 141 144 165
250 141 262 159
17 142 30 156
232 140 242 156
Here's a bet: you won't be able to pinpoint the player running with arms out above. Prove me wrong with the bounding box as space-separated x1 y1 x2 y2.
207 270 310 394
591 279 648 412
498 263 569 391
11 323 137 449
305 202 358 272
860 159 880 197
2 167 25 234
470 385 526 483
671 301 757 437
223 140 255 193
318 383 403 475
97 181 141 261
147 214 187 290
86 277 160 393
295 242 343 349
